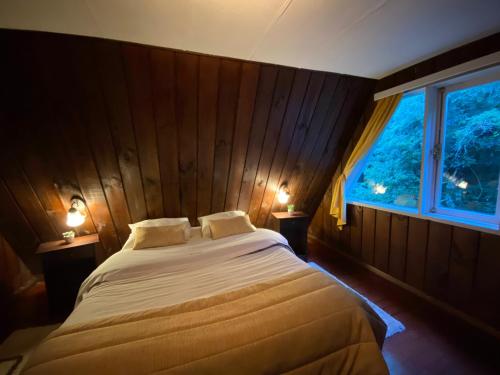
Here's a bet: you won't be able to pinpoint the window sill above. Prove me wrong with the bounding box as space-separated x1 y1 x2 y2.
425 212 499 233
347 199 418 217
346 200 500 235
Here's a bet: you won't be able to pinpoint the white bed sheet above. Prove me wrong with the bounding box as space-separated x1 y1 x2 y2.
64 228 307 327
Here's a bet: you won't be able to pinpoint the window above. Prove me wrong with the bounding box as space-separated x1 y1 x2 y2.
347 68 500 232
347 91 425 210
433 79 500 223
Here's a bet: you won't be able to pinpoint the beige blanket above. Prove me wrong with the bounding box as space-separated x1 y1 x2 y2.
24 268 388 374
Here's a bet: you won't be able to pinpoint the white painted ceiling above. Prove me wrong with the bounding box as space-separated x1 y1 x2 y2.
1 0 499 78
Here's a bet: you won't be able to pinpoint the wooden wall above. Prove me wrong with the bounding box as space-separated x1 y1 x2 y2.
310 33 500 332
0 233 35 338
0 29 374 270
311 200 500 331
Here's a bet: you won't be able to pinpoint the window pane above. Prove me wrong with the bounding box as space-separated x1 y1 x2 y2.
439 80 500 215
348 91 425 208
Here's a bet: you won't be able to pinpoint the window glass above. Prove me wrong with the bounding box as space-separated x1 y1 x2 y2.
347 91 425 208
439 80 500 215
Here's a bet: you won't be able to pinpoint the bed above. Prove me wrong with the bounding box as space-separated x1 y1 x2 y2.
24 227 388 374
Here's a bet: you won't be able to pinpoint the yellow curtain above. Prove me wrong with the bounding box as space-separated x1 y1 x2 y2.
330 93 402 228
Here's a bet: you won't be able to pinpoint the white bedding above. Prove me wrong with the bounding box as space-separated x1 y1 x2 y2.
64 228 307 327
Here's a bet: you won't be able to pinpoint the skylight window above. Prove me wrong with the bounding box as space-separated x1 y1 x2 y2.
347 69 500 232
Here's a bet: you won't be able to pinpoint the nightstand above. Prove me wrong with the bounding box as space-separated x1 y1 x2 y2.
37 234 98 319
271 212 309 260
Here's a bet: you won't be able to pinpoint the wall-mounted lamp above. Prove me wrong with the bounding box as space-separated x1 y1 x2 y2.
277 184 290 204
66 197 86 228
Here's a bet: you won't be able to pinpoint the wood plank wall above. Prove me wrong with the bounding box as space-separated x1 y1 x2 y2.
0 29 375 271
311 201 500 331
310 33 500 332
0 233 35 339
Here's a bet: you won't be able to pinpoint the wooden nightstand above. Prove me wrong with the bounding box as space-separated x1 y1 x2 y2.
37 234 99 319
271 212 309 260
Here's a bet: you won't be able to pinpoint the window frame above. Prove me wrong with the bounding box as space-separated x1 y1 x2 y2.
346 66 500 234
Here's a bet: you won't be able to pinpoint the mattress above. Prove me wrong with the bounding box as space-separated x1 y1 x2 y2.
24 227 388 374
65 227 308 326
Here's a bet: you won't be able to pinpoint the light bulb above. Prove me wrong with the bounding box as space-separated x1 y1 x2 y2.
277 189 290 204
67 207 85 227
373 183 387 195
457 180 468 189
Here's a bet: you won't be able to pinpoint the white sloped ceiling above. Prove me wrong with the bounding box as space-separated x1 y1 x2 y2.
0 0 499 78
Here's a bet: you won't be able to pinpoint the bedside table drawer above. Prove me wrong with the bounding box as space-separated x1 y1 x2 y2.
42 249 96 318
42 244 95 266
280 227 307 255
37 234 99 319
271 212 309 260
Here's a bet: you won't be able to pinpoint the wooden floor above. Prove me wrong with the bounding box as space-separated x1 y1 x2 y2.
309 239 500 375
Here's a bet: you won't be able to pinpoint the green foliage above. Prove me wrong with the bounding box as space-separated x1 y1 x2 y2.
441 81 500 214
347 80 500 215
348 92 425 208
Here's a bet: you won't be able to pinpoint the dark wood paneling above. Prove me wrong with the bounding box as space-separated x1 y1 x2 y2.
0 29 374 270
322 184 334 244
350 205 363 258
424 222 453 299
374 210 391 272
35 35 121 261
304 78 374 216
448 227 479 307
3 32 92 239
237 66 279 213
0 232 35 339
150 48 181 217
0 179 39 271
248 67 295 222
254 70 310 226
310 196 324 240
224 62 260 211
425 222 452 299
175 52 199 223
284 75 340 210
472 233 500 327
211 60 241 214
339 216 351 252
389 214 408 281
361 207 376 265
0 163 57 243
95 39 148 224
405 217 429 289
263 72 326 227
70 38 132 245
197 56 220 217
122 44 164 220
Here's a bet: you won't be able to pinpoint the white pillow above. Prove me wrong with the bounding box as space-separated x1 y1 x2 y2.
197 211 246 238
209 215 256 240
128 218 191 240
132 224 187 250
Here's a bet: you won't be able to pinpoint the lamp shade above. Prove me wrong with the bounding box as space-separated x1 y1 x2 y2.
67 207 85 227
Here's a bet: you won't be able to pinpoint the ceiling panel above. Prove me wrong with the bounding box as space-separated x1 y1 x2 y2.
0 0 499 78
